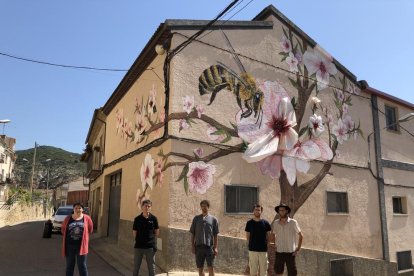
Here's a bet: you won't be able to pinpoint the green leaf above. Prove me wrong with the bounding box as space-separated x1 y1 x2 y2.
299 126 309 138
289 78 300 90
211 129 225 136
187 118 197 124
184 176 189 195
230 122 238 132
220 132 232 144
176 164 189 182
291 97 297 109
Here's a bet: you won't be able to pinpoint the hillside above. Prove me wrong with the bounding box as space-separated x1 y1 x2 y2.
14 146 86 189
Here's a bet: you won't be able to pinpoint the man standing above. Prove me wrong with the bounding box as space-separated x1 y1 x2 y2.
133 199 159 276
245 204 272 276
190 200 219 276
272 203 303 276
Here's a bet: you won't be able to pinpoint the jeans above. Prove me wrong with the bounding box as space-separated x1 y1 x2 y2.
133 248 156 276
65 243 88 276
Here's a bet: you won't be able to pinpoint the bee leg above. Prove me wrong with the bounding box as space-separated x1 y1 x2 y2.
208 84 228 105
235 84 243 110
241 100 252 118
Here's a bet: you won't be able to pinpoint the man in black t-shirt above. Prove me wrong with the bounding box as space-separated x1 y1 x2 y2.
132 199 159 276
245 204 271 276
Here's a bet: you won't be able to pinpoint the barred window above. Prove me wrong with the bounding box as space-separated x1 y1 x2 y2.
225 185 258 214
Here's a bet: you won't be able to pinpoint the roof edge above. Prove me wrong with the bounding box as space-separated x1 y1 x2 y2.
362 82 414 110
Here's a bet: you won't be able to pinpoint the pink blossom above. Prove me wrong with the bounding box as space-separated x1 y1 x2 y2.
335 89 344 102
286 52 299 73
332 119 349 144
206 126 225 142
280 35 292 53
155 159 164 186
187 161 216 194
148 85 157 115
303 48 337 90
179 119 190 132
342 103 349 114
257 154 282 179
326 114 334 127
346 81 361 95
193 148 204 157
183 95 195 114
196 105 205 118
159 109 166 123
135 97 142 114
133 129 142 144
116 109 124 135
136 113 146 133
282 140 321 185
342 115 354 130
140 154 154 190
243 97 298 163
308 114 325 137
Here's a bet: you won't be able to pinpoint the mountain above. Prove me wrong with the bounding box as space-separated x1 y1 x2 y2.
14 146 86 189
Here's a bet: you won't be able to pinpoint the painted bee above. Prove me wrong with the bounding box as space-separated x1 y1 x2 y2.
198 31 264 125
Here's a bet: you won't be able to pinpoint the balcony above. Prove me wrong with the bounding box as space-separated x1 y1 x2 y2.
85 149 102 180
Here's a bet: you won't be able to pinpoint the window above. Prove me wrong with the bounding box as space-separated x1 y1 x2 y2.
330 258 353 276
397 251 413 271
110 172 122 187
327 192 349 213
225 185 258 214
393 196 407 214
385 105 398 131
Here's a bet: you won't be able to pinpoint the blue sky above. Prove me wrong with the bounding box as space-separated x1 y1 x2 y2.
1 0 413 153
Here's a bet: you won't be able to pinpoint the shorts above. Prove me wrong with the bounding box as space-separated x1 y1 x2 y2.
274 252 297 276
195 245 215 268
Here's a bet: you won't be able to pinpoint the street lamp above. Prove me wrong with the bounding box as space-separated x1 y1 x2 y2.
0 119 11 135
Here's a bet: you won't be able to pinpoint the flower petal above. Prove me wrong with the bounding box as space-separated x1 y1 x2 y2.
282 155 297 186
279 128 298 151
295 159 310 174
313 139 333 160
243 132 279 163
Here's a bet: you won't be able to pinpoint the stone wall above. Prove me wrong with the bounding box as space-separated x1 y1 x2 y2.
0 202 51 227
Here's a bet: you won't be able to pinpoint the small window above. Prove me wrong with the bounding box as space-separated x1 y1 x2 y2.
225 185 258 214
385 105 398 131
393 196 407 214
327 192 349 213
397 251 413 271
330 258 353 276
110 172 122 187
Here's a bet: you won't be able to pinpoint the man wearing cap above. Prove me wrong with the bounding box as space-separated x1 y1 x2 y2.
272 203 303 276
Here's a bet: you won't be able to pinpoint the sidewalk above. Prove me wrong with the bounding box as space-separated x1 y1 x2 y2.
89 235 244 276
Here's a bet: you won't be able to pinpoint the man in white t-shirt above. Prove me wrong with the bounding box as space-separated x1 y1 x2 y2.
271 204 303 276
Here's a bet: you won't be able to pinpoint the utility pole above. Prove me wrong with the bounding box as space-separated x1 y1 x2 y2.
30 142 37 198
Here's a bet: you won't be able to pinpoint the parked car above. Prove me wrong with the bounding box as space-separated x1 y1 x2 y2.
52 206 73 233
52 205 90 233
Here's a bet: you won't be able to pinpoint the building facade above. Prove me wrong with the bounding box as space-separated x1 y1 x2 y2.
82 5 413 275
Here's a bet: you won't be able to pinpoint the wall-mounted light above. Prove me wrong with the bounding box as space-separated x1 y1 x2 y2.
155 44 166 55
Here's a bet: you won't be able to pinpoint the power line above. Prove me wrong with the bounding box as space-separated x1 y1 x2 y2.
0 51 128 72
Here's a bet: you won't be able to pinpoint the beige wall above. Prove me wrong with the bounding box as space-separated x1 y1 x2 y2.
106 54 165 164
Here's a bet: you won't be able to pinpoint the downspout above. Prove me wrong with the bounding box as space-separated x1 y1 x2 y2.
371 95 390 261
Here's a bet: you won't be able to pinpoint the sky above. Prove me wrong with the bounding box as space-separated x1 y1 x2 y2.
1 0 413 153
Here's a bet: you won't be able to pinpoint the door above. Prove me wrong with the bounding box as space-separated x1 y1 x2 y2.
107 172 121 239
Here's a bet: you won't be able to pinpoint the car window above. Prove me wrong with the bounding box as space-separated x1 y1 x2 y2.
56 208 73 215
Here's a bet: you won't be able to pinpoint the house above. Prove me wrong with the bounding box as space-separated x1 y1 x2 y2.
0 135 16 202
54 178 89 208
82 5 413 275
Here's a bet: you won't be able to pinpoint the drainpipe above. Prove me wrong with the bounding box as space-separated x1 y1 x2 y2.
371 95 390 261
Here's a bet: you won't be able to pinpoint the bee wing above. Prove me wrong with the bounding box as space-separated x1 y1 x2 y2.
217 61 249 88
220 29 247 74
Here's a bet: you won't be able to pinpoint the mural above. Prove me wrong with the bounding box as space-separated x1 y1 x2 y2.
120 28 363 215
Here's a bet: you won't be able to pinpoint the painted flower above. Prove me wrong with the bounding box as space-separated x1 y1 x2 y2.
135 97 142 114
206 126 225 142
342 115 354 131
193 147 204 157
159 109 166 123
243 97 298 163
148 85 157 115
346 81 361 96
133 129 142 144
179 119 190 132
155 159 164 187
196 105 205 118
335 89 344 102
282 140 322 185
280 35 292 53
116 109 124 135
332 119 349 144
311 96 321 105
187 161 216 194
286 52 299 73
308 114 325 137
136 113 146 133
294 51 303 64
257 154 282 179
342 103 349 114
183 95 195 114
326 114 334 127
140 154 154 190
303 48 337 90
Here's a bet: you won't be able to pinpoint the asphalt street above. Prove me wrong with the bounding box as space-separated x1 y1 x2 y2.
0 220 121 275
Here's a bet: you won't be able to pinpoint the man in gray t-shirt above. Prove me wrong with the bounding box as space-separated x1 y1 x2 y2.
190 200 219 276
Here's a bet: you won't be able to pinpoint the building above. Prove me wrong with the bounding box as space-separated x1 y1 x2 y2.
82 5 413 275
0 135 16 202
54 178 89 208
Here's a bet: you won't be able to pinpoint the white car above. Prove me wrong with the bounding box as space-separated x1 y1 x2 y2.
52 206 73 233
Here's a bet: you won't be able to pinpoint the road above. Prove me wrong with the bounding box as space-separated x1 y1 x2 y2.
0 220 121 275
